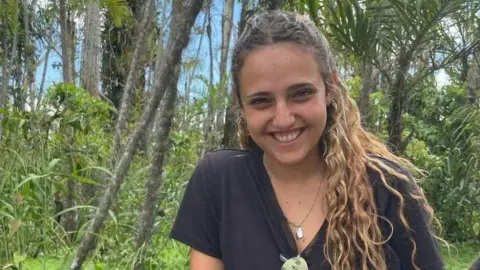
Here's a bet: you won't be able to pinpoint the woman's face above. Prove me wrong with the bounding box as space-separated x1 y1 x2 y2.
239 42 328 166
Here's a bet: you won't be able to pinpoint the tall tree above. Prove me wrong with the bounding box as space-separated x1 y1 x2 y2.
59 0 73 84
201 0 215 156
112 0 155 162
69 0 204 268
382 0 478 153
467 52 479 105
215 0 235 133
222 0 248 148
80 0 102 97
101 0 146 110
134 63 181 270
299 0 479 153
21 0 36 112
0 0 19 140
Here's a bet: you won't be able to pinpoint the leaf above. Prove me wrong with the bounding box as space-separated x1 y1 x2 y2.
101 0 131 27
13 252 26 267
14 174 50 191
52 205 96 219
0 199 14 213
0 210 15 220
2 264 18 270
75 166 112 177
47 158 62 172
60 174 100 185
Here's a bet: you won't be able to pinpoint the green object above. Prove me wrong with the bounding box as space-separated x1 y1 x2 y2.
281 256 308 270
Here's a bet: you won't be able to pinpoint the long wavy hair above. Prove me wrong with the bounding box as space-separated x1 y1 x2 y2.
231 10 443 270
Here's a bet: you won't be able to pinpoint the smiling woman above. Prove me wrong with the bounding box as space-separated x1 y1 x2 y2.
239 42 328 168
170 10 445 270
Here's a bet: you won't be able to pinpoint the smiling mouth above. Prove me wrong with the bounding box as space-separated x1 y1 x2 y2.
271 128 305 143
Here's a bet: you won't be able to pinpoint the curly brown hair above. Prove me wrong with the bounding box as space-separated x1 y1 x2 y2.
231 10 444 270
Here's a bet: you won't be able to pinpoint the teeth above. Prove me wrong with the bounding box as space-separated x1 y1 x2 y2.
273 130 301 143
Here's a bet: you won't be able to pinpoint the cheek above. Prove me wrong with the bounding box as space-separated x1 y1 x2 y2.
299 99 328 122
244 110 270 134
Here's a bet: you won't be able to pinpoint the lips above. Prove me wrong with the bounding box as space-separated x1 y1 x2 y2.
272 128 304 143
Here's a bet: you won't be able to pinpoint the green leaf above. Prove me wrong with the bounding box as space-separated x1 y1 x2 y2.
13 252 26 266
47 158 62 172
60 174 100 185
14 174 51 191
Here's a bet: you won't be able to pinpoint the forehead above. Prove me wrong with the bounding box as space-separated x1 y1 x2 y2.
238 42 324 96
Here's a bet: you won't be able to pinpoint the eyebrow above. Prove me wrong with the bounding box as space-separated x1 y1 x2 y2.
245 83 315 98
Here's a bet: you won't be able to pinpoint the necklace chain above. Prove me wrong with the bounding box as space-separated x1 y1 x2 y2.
263 155 323 239
285 181 322 229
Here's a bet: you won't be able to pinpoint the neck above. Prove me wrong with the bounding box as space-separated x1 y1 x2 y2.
263 150 327 185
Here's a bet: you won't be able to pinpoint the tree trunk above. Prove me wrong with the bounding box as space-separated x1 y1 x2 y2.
201 2 215 156
22 0 35 112
222 0 248 148
146 6 167 149
59 0 73 83
80 0 102 97
459 55 469 83
58 0 79 245
69 0 204 268
112 0 155 162
101 0 145 110
134 64 180 270
0 17 18 140
136 6 158 156
387 48 413 153
215 0 235 134
466 53 479 105
358 62 378 123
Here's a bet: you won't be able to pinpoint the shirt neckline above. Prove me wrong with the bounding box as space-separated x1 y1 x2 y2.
249 145 328 263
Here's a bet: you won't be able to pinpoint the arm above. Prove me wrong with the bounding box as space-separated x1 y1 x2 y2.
190 248 224 270
170 153 223 268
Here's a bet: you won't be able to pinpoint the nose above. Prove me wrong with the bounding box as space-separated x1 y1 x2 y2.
272 101 295 129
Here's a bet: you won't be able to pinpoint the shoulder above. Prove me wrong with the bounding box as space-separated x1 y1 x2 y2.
203 148 256 166
199 148 256 173
193 148 258 185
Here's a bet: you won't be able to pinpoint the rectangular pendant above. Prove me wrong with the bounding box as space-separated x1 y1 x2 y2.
296 227 304 239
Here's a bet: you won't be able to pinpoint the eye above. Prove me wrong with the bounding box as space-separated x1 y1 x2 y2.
249 97 271 107
293 88 314 100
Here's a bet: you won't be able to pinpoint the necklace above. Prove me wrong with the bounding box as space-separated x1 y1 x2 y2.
263 155 323 240
285 181 322 240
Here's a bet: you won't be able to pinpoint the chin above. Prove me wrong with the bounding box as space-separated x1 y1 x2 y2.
268 151 309 167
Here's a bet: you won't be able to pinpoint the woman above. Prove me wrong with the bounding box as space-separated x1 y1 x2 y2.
170 10 444 270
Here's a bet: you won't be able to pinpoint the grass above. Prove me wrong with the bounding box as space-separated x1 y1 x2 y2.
442 243 480 270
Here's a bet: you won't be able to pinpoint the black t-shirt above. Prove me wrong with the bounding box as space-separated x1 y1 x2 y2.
169 147 444 269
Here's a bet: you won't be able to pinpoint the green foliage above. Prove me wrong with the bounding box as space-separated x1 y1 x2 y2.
402 81 480 242
101 0 132 27
0 0 20 34
442 244 480 270
0 84 114 266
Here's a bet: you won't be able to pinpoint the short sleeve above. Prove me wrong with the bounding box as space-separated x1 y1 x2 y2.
386 175 444 270
169 153 221 259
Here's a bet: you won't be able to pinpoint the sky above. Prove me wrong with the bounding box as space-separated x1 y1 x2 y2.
34 0 452 97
